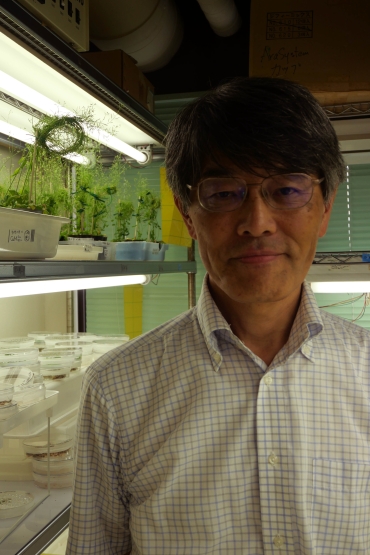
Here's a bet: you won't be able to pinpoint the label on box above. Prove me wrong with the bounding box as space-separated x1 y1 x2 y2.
266 11 313 40
8 229 35 243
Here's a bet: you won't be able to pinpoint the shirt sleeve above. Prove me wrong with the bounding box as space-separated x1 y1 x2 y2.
66 366 131 555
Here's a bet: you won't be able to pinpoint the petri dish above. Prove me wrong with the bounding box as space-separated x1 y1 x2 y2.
0 491 34 519
23 434 73 458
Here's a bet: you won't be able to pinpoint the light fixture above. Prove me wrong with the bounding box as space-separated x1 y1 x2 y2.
310 281 370 293
0 275 151 298
0 31 160 164
0 119 90 165
0 68 148 163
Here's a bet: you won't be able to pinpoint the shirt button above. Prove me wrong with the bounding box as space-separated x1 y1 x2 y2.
264 375 273 385
268 451 278 466
273 534 284 548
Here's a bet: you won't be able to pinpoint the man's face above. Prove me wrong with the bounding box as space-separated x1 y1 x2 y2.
176 162 335 307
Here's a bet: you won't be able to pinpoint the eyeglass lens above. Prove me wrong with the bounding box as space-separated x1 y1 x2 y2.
199 174 314 212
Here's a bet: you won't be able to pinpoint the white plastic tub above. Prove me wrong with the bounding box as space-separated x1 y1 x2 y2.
0 207 69 260
48 244 103 260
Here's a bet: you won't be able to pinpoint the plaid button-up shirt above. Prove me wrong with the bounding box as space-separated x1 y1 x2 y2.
67 279 370 554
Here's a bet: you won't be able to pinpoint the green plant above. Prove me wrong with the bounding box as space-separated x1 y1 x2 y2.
72 155 127 236
0 112 93 222
112 199 135 241
131 174 161 241
140 189 161 242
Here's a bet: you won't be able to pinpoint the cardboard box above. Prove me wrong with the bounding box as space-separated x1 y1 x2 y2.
82 50 155 113
249 1 370 104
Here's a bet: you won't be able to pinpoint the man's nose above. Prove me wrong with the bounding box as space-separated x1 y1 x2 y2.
236 186 277 237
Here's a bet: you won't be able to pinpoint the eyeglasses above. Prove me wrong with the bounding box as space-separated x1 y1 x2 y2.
187 173 324 212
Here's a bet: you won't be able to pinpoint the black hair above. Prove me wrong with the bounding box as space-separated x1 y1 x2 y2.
164 77 346 211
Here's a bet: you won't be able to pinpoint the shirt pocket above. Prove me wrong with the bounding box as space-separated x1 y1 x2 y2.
312 459 370 554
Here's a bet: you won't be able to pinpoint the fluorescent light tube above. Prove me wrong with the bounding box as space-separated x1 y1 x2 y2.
0 275 151 298
0 119 90 165
311 281 370 293
0 70 148 163
0 120 34 144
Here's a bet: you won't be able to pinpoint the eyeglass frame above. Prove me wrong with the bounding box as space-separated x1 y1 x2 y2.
186 173 325 212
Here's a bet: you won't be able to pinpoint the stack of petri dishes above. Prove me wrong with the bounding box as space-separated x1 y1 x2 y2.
38 350 76 381
23 433 74 489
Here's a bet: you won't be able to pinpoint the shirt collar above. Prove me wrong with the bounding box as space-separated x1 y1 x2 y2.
196 277 324 371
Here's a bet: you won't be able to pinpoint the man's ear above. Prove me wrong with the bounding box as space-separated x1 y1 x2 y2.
318 188 337 238
174 196 198 240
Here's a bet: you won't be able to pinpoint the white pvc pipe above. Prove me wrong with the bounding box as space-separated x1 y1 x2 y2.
196 0 242 37
91 0 183 72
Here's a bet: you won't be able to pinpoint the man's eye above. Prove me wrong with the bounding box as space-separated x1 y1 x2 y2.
212 190 236 199
276 186 300 196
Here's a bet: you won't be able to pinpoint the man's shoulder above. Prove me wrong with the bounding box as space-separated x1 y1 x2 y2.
85 306 200 385
320 308 370 343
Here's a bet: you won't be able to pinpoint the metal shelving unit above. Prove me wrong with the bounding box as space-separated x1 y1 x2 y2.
0 260 197 282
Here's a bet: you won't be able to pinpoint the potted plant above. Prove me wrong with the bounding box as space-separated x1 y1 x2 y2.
70 155 124 241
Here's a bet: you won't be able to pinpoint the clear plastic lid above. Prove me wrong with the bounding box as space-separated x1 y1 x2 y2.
23 433 73 456
38 350 76 366
0 367 34 388
94 334 130 341
52 345 83 358
44 334 80 346
0 491 34 519
14 383 45 408
0 337 35 349
93 339 129 354
28 332 62 340
76 332 98 342
55 341 92 355
0 348 39 365
0 401 18 419
0 382 14 403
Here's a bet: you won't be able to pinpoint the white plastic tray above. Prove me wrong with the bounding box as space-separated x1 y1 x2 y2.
0 391 58 438
0 208 69 260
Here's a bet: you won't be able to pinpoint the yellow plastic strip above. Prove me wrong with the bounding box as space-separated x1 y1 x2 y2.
124 284 143 338
160 167 192 247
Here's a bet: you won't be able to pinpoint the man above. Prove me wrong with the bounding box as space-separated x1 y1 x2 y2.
67 78 370 555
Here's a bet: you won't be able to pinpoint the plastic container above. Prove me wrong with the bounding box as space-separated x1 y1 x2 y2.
32 455 73 476
44 334 80 347
0 207 69 260
0 337 35 350
94 334 130 342
28 332 62 348
0 491 34 519
48 244 103 260
75 333 98 343
0 348 39 366
0 401 18 419
40 365 71 381
0 383 14 406
54 340 92 356
0 367 34 388
146 242 169 261
39 349 76 367
92 338 129 355
14 383 46 407
23 433 73 458
115 241 147 261
32 471 73 489
51 346 83 371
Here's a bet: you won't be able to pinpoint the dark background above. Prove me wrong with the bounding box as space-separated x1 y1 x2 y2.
122 1 251 96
